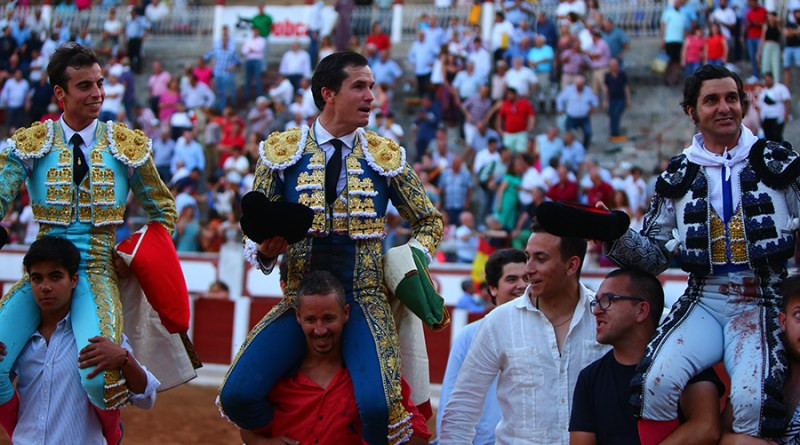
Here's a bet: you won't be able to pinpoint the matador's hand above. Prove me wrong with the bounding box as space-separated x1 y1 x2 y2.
0 341 5 361
258 237 288 259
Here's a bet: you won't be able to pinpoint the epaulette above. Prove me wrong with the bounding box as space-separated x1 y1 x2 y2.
749 139 800 189
655 153 701 199
360 129 406 178
258 126 305 171
107 122 151 167
9 120 54 160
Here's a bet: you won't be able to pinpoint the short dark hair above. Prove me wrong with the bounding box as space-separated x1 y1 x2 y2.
23 236 81 277
604 268 665 328
311 51 369 111
530 217 588 276
485 248 527 305
296 270 346 310
782 274 800 312
47 42 100 92
681 64 749 120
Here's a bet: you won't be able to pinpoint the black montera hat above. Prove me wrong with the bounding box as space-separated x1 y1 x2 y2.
536 201 630 241
239 191 315 245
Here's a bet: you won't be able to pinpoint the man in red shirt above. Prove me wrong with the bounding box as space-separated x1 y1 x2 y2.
240 271 430 445
585 169 615 207
494 88 535 154
546 164 579 203
366 22 391 52
745 0 767 80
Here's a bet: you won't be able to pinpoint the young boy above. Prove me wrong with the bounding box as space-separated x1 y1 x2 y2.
0 236 159 444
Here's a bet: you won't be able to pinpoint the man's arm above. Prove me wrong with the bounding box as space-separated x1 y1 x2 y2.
661 381 721 445
387 164 444 257
440 320 501 442
436 327 474 437
569 367 598 445
0 146 28 231
246 155 288 273
719 403 777 444
129 155 178 234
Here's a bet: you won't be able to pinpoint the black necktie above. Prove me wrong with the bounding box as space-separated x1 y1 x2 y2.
71 134 88 185
325 139 344 205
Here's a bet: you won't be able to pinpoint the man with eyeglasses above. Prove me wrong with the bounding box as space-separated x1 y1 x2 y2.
440 220 609 444
570 268 725 445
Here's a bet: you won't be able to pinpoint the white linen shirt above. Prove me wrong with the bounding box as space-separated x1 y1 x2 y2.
440 283 609 445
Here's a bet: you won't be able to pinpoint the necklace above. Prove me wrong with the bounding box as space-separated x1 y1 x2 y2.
550 316 571 328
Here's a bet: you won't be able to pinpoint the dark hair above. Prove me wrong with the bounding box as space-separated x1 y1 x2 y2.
311 51 369 111
296 270 346 310
485 248 528 305
604 268 664 328
47 42 100 92
681 64 749 121
782 274 800 312
530 217 588 277
23 236 81 277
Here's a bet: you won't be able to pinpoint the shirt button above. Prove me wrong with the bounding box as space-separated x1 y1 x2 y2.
560 368 565 374
560 398 566 404
319 416 323 420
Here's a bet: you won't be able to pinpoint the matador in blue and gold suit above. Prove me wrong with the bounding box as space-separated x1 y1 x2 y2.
218 122 442 445
0 119 176 410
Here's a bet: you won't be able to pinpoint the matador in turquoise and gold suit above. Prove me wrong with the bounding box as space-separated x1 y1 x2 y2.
218 122 442 444
0 119 176 410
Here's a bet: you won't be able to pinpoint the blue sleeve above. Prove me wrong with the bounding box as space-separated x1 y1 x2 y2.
436 326 475 438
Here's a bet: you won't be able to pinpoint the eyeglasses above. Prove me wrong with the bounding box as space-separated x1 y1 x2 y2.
590 294 646 311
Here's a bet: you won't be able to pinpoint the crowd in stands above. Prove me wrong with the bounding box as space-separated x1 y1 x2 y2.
0 0 794 269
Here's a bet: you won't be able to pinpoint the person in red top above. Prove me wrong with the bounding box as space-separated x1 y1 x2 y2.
366 22 391 52
494 88 536 154
240 270 430 445
745 0 767 80
585 169 615 207
705 23 728 66
546 164 579 203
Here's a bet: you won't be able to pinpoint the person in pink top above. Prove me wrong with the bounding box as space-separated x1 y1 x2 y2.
192 57 213 86
158 78 181 130
147 61 172 115
681 25 705 76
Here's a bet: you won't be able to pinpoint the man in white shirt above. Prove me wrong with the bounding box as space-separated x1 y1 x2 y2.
99 67 125 123
181 73 215 111
757 72 792 142
490 12 515 62
518 154 545 206
0 236 158 444
467 37 492 83
241 26 267 99
269 73 295 106
279 41 312 92
504 56 538 98
0 69 29 130
440 221 610 444
710 0 737 43
451 60 485 101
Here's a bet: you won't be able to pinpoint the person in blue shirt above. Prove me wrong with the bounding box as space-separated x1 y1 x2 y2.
436 249 529 445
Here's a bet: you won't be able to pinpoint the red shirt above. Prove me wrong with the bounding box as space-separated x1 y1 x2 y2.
498 98 534 133
366 33 391 51
706 34 726 60
546 180 579 203
265 368 430 444
586 181 615 207
746 6 767 39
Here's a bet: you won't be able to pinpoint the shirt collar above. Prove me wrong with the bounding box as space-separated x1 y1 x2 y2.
60 116 98 148
516 281 594 317
684 125 756 168
314 119 358 150
31 312 72 340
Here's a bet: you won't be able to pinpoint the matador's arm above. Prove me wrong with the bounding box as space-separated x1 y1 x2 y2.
388 164 443 260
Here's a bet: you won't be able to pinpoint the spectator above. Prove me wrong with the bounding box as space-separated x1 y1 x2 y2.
99 67 125 123
547 163 580 203
495 88 535 153
93 32 115 63
504 56 538 98
366 22 390 52
527 34 555 112
706 23 728 66
372 49 403 90
622 165 648 211
204 27 241 112
588 28 611 99
279 41 312 92
535 12 558 49
758 11 782 85
585 167 614 207
171 129 205 179
182 73 215 111
169 102 193 141
192 57 213 86
174 205 200 252
601 18 630 65
103 8 122 45
440 221 607 443
27 9 47 42
451 60 483 102
757 71 791 141
557 75 598 149
490 11 515 63
158 78 181 129
377 112 404 143
467 37 492 83
247 3 272 71
557 0 587 20
413 96 440 161
241 26 266 99
518 153 544 206
437 249 528 444
570 269 724 445
0 26 17 72
710 0 737 57
439 154 473 224
785 8 800 86
744 0 767 81
662 0 687 85
153 129 175 182
561 131 586 173
1 69 30 130
147 61 171 115
496 155 525 231
454 212 480 264
682 25 706 77
125 8 150 73
25 75 52 124
559 39 591 88
461 85 493 149
490 60 509 101
475 137 503 218
471 120 502 154
268 73 294 106
246 96 273 137
409 32 436 97
145 0 170 30
603 58 631 140
205 280 230 299
534 126 564 170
